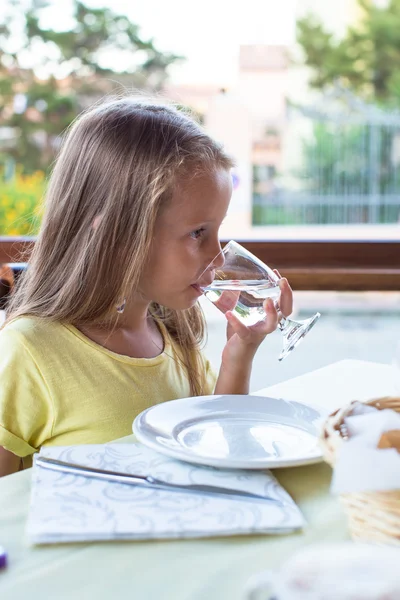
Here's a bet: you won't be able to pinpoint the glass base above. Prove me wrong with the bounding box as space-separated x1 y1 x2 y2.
278 312 321 362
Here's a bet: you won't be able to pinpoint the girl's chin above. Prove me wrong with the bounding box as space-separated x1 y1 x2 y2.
157 296 200 311
181 296 201 310
152 286 204 311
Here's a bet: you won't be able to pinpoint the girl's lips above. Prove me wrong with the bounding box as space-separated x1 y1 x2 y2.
193 269 215 292
190 284 203 294
191 279 213 293
192 273 215 291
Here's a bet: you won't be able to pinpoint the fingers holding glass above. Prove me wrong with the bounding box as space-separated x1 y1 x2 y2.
202 241 320 361
213 290 240 313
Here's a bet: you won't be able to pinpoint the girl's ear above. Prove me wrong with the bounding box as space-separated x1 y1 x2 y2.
92 214 104 230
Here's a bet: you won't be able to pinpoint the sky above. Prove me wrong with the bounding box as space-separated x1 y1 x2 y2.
34 0 298 86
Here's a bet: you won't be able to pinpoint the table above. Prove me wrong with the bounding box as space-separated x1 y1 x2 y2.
0 360 397 600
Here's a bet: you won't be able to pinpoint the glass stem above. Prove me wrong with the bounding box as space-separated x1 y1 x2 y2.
278 316 292 333
274 300 289 331
274 301 291 332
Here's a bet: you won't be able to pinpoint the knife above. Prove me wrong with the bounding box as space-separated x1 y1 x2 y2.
35 456 282 504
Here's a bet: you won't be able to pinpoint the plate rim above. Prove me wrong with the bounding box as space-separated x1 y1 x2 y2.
132 394 326 470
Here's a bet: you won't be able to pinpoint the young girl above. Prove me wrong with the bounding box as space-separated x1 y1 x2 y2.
0 97 292 476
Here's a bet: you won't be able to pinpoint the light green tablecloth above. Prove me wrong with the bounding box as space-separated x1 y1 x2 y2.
0 453 347 600
0 360 395 600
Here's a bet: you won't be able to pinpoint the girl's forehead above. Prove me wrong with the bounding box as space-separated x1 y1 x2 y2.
169 168 232 215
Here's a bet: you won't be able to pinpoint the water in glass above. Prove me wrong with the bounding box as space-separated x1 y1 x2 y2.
203 279 280 327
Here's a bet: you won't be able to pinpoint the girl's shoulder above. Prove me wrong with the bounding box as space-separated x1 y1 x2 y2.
0 316 64 350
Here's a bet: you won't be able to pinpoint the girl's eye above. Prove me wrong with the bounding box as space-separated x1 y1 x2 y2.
189 228 206 240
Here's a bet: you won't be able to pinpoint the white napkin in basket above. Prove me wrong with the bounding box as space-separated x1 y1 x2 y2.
27 443 304 544
331 405 400 494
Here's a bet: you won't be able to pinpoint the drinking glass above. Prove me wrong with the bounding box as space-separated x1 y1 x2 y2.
201 240 320 361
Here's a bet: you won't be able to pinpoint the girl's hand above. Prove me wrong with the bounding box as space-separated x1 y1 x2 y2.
224 275 292 352
214 273 293 395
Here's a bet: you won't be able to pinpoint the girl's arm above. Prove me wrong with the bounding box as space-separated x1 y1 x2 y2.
0 446 21 477
214 348 257 395
214 278 293 395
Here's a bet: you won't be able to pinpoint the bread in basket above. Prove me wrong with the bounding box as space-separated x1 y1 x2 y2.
320 397 400 546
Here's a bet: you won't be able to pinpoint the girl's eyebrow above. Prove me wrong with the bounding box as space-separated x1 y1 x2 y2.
187 213 229 228
186 219 213 228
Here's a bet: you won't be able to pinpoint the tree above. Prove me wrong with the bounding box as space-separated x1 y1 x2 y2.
297 0 400 106
0 0 182 172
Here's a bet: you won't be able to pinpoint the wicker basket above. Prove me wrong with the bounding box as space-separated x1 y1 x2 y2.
320 397 400 546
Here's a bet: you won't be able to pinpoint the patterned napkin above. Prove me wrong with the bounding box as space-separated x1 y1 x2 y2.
27 443 304 544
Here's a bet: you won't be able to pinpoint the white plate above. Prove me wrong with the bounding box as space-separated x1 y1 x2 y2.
133 395 326 470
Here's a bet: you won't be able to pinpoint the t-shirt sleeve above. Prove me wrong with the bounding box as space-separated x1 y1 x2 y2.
201 352 217 395
0 327 54 457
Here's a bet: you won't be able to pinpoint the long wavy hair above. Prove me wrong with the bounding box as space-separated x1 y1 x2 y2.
6 96 234 395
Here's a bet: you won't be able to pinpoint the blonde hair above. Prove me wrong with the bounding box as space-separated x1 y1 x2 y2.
7 96 234 395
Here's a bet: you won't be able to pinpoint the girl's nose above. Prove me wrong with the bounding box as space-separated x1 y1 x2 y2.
210 243 225 270
215 248 225 269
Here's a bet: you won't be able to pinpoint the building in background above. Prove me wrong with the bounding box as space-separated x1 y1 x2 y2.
164 1 371 231
164 44 289 233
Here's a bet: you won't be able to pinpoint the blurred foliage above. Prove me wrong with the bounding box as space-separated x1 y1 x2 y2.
0 170 45 235
295 0 400 213
297 0 400 106
0 0 182 173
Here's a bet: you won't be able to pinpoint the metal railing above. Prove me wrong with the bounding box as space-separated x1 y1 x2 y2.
253 193 400 226
253 89 400 227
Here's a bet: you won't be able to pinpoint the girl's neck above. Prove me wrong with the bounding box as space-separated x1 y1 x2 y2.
77 301 165 359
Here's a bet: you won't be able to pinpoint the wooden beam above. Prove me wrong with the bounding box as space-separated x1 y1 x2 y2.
1 236 399 291
221 239 400 269
220 239 400 291
281 268 400 291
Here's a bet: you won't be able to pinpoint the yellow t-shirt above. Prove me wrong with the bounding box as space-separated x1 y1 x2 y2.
0 316 216 466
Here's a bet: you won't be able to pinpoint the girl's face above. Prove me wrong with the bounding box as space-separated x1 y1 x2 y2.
140 167 232 310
